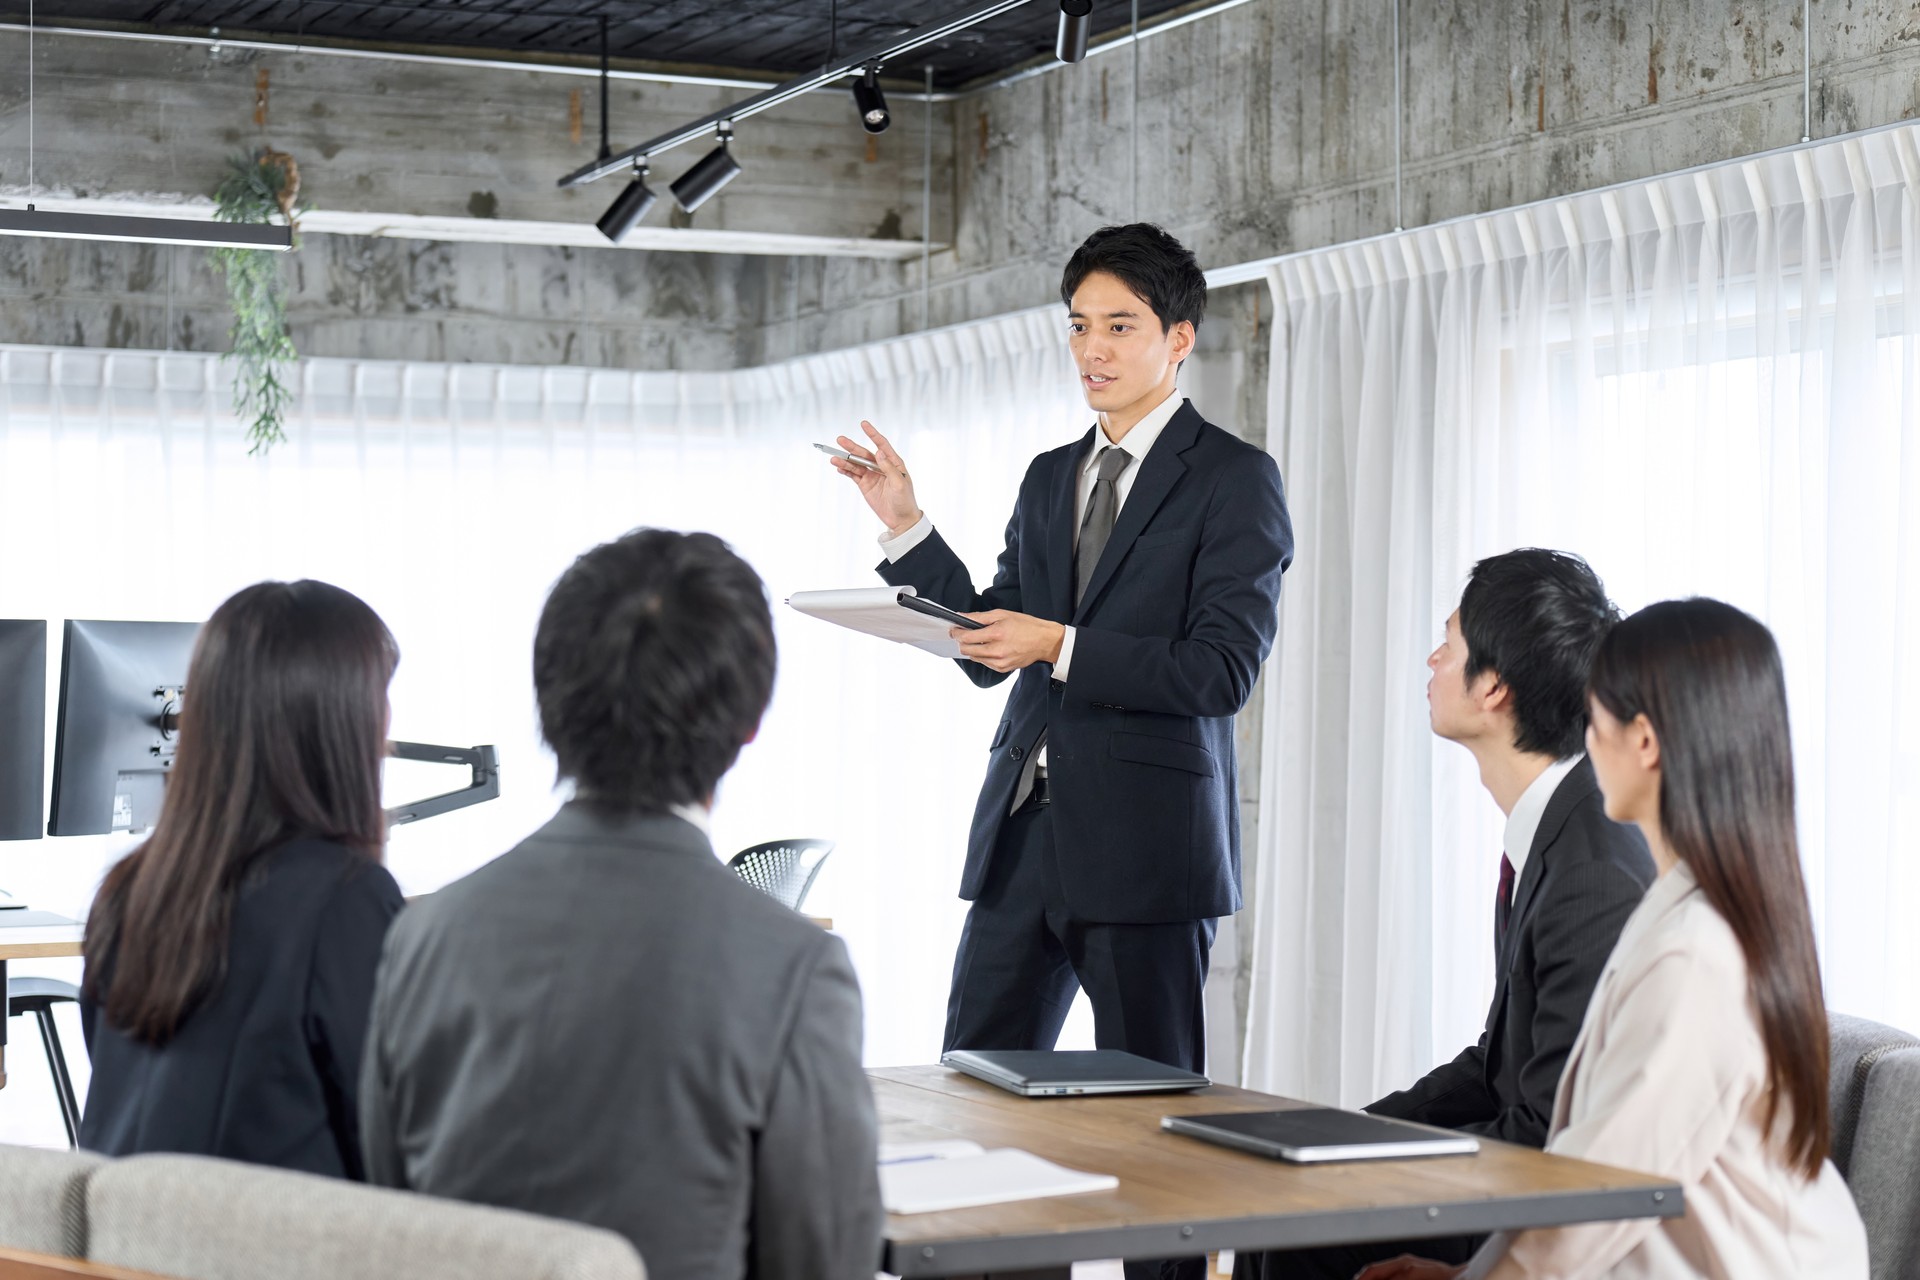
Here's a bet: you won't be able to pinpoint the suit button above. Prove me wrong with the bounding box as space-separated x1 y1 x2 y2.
1010 745 1025 761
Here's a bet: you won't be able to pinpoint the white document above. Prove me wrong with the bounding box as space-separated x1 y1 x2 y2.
879 1147 1120 1215
786 586 967 659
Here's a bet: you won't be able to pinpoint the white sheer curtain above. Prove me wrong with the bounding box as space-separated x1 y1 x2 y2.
0 309 1085 1139
1245 123 1920 1106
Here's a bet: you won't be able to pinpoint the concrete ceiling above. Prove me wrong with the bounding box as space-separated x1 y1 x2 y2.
12 0 1197 88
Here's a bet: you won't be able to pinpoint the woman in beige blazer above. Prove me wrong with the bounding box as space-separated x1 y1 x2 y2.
1363 598 1867 1280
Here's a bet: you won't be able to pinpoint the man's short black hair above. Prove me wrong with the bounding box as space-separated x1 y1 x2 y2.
534 528 775 813
1458 548 1620 759
1060 223 1207 335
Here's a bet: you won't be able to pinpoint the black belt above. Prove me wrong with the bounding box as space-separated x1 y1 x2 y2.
1017 772 1052 811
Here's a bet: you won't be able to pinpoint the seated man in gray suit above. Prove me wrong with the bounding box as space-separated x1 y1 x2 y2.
359 528 881 1280
1239 549 1654 1279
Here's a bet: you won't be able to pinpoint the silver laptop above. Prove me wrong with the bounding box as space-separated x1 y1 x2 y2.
941 1048 1210 1097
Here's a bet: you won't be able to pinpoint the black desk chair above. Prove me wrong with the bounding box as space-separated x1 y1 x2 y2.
7 976 83 1148
727 840 834 913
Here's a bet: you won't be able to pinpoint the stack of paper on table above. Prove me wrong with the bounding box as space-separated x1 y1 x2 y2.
878 1139 1120 1214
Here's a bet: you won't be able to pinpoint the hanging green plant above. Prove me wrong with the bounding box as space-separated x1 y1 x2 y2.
210 148 306 455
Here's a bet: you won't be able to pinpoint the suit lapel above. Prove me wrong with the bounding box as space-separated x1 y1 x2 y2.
1505 760 1597 947
1485 761 1595 1050
1071 404 1199 623
1048 429 1093 623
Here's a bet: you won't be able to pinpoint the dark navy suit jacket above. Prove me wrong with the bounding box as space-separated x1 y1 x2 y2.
1368 759 1654 1146
879 400 1293 924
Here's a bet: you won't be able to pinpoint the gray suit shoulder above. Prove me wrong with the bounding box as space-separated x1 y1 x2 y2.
389 808 837 963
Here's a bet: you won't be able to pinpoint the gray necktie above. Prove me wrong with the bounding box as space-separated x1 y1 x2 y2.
1007 444 1134 816
1075 446 1133 606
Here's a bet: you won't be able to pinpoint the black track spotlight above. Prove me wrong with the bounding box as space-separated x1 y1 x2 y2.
852 65 891 134
670 125 743 213
1056 0 1093 63
596 160 658 243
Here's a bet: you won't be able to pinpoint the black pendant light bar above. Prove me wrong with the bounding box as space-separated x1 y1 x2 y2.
0 207 293 250
557 0 1043 190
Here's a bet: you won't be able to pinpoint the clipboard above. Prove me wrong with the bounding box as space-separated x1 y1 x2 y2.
786 586 983 659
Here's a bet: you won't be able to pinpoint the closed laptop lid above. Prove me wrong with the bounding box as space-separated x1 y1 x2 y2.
942 1048 1209 1091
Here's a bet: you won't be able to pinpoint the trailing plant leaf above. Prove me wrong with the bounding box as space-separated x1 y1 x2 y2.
210 149 306 455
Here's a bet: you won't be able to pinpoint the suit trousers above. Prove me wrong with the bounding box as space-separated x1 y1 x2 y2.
942 801 1217 1071
942 801 1217 1280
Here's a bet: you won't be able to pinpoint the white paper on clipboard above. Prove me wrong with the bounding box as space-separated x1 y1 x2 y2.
786 586 970 659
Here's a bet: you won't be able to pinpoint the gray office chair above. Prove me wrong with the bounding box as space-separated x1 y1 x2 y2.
1827 1012 1919 1179
726 840 833 913
1849 1046 1920 1280
7 977 83 1149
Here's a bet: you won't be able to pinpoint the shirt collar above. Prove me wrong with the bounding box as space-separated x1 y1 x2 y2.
1503 753 1584 875
670 802 713 837
1084 390 1186 473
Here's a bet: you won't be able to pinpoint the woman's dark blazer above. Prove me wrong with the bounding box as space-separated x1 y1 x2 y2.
79 838 404 1179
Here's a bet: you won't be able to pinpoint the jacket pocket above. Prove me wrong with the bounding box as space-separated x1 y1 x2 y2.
990 720 1011 750
1133 528 1193 550
1108 731 1215 776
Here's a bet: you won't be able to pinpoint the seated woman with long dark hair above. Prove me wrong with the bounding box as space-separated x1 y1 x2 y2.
1363 598 1867 1280
80 580 405 1180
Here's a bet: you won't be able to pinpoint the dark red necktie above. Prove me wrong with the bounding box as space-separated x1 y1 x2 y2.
1495 854 1516 941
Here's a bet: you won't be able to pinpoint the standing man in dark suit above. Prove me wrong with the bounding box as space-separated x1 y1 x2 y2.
1238 548 1655 1280
828 223 1293 1079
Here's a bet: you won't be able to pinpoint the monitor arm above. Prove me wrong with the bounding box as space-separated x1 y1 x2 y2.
386 742 500 826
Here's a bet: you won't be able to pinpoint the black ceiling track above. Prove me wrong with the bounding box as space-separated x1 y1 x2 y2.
9 0 1196 88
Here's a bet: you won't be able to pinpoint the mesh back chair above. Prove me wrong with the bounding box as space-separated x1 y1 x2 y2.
726 840 833 913
7 978 83 1150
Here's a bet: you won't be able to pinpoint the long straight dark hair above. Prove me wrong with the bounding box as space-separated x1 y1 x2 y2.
1588 598 1829 1178
83 580 397 1044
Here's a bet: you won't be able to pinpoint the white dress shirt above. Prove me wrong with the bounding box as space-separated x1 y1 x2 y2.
1504 754 1584 876
670 802 713 839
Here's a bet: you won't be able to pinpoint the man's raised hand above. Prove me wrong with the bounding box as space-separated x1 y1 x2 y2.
831 421 922 536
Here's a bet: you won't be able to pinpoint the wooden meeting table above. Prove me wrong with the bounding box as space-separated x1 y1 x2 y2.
873 1065 1681 1279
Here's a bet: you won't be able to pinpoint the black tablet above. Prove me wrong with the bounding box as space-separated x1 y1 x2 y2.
1160 1109 1480 1163
898 594 987 630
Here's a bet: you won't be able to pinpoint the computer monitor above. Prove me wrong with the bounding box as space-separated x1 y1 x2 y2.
0 620 47 842
48 620 201 837
47 616 500 838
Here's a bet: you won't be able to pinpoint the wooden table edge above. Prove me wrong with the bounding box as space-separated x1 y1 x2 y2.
883 1179 1683 1277
0 940 86 961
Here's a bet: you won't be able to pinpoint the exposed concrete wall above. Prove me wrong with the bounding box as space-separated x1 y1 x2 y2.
0 27 951 248
0 231 749 368
0 27 958 368
738 0 1920 362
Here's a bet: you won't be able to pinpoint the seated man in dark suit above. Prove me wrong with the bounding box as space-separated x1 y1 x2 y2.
1239 548 1654 1279
359 529 881 1280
